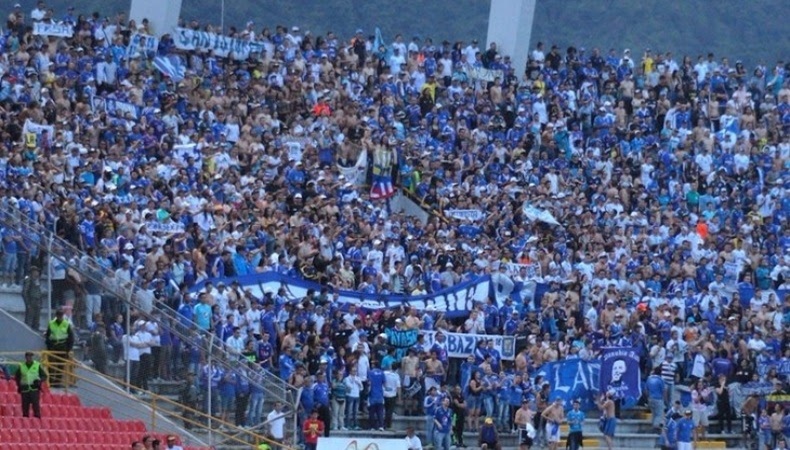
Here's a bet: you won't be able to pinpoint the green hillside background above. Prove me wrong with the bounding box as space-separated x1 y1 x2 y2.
26 0 789 67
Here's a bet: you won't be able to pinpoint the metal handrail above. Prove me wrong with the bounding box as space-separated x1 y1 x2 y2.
0 351 295 450
0 204 295 408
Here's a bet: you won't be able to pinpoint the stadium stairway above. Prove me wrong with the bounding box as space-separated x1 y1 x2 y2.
328 406 743 450
0 379 207 450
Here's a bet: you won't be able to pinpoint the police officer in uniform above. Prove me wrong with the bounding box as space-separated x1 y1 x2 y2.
45 308 75 387
15 351 48 418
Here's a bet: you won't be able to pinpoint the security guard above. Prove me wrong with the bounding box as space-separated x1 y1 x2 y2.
44 308 74 387
15 351 47 418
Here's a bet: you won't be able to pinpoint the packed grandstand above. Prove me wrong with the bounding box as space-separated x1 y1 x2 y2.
0 1 789 450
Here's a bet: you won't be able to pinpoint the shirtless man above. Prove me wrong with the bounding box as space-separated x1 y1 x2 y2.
598 391 616 450
540 398 565 450
514 400 535 450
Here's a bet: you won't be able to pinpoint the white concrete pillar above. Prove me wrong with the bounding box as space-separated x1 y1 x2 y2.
487 0 537 79
129 0 183 36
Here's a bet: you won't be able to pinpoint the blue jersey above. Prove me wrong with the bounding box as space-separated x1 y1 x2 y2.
434 406 452 433
677 418 695 442
567 410 585 432
368 368 385 404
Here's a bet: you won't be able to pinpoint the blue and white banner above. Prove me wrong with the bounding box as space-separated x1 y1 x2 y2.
22 119 54 138
338 149 368 186
422 330 516 360
91 97 141 121
127 33 159 58
153 55 186 82
192 272 491 318
33 22 73 38
522 204 561 226
445 209 485 222
756 357 790 377
463 64 503 82
145 221 185 234
172 27 272 60
536 359 601 411
599 347 642 403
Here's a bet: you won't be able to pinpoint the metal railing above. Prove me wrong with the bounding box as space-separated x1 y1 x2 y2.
0 205 300 436
0 350 296 450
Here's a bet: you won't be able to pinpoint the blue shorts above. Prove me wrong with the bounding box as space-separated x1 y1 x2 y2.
602 418 616 437
466 395 480 410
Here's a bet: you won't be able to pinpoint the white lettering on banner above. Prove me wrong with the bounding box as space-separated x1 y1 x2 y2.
338 149 369 186
172 27 272 60
422 330 516 360
146 221 185 234
33 22 74 38
318 437 407 450
22 119 54 138
444 209 485 221
127 33 160 58
463 64 504 82
194 274 491 318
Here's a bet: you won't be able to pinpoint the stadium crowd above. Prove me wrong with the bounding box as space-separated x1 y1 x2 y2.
1 1 790 450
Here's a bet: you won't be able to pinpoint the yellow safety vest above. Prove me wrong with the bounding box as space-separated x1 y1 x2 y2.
48 319 70 342
19 361 41 388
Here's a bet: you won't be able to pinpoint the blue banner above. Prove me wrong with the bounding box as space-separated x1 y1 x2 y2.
757 357 790 376
192 271 491 318
600 347 642 405
536 359 600 411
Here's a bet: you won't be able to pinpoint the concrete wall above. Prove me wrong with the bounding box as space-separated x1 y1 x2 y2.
0 308 45 353
487 0 537 79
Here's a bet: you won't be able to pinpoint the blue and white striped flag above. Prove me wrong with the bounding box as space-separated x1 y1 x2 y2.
153 55 186 82
716 115 740 143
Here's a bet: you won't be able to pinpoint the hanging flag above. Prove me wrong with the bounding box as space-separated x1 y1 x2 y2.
715 115 740 143
373 27 392 60
153 55 186 82
370 146 395 200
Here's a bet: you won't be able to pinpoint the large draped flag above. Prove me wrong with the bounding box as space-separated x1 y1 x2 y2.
153 55 186 82
370 145 395 200
373 27 392 60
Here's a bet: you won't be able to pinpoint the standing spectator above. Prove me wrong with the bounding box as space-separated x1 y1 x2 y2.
713 374 734 434
179 372 199 430
677 410 696 450
424 386 440 446
15 352 47 418
598 392 616 450
646 367 667 430
246 366 265 427
541 398 565 450
313 371 331 436
343 366 363 430
690 380 712 440
566 399 585 450
89 316 109 375
267 401 286 443
330 369 347 431
383 362 401 429
21 265 43 331
434 396 452 450
450 384 467 448
302 409 324 450
234 363 251 428
368 362 386 431
44 308 74 387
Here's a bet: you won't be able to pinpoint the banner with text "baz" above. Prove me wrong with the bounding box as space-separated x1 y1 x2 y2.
422 330 516 360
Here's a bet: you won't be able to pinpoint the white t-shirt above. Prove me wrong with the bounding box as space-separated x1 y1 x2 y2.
383 370 401 398
267 409 285 439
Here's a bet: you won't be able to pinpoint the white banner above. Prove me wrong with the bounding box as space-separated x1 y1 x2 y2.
505 262 542 279
127 33 159 58
173 144 200 163
463 64 504 82
172 27 272 60
91 97 141 121
318 437 407 450
444 209 485 221
23 119 54 137
338 149 368 186
522 203 561 226
146 221 185 234
33 22 73 38
422 330 516 360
